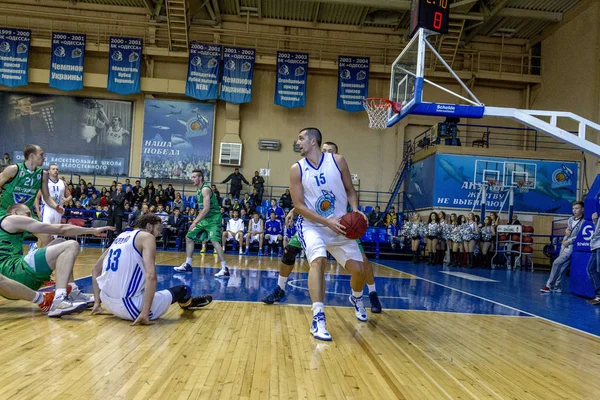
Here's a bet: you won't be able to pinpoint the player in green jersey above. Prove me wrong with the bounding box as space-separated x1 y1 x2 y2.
0 145 63 216
262 142 382 313
0 203 114 317
175 169 230 277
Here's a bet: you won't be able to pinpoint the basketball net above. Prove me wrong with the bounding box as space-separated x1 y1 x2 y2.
516 181 532 193
363 98 402 130
485 179 502 193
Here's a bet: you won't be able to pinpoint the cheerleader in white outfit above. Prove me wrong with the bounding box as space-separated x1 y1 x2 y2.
462 213 479 268
425 212 440 265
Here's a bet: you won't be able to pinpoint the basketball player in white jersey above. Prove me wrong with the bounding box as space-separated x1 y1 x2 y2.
244 211 264 255
34 164 72 248
91 213 213 325
290 127 368 341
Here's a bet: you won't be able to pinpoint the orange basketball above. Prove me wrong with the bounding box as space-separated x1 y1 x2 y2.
511 234 521 242
340 212 368 240
522 225 534 233
522 245 534 254
522 236 534 244
499 234 508 241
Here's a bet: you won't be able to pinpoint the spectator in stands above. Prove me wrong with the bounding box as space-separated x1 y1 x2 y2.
222 210 245 254
88 192 100 208
77 181 86 199
231 199 241 214
387 217 402 249
250 188 260 208
150 195 161 208
123 178 132 192
280 189 293 212
510 214 521 225
164 204 172 214
80 193 90 208
128 205 140 226
144 181 156 203
252 171 265 203
99 192 109 208
162 207 186 251
165 184 175 202
85 182 96 197
67 183 77 200
222 167 249 199
107 182 126 246
123 184 134 205
0 153 11 172
219 206 229 219
384 206 398 226
134 188 145 206
264 211 283 256
211 184 221 205
368 206 385 227
240 208 248 221
269 198 285 221
149 205 156 213
132 180 142 195
242 192 255 214
183 205 191 216
124 202 131 214
541 201 584 294
157 189 167 204
222 192 233 213
173 193 184 210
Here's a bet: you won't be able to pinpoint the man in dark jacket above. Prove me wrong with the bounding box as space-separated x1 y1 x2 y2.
161 207 186 250
252 171 265 204
222 168 249 199
107 183 126 245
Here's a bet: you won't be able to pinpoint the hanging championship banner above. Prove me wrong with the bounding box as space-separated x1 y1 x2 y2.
185 42 222 100
274 51 308 108
49 32 86 91
220 46 255 104
336 56 370 112
0 28 31 88
107 36 142 95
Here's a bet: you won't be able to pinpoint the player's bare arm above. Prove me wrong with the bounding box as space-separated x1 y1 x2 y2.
33 190 43 219
62 180 72 205
334 154 367 222
0 165 17 190
131 232 157 326
289 163 345 235
3 215 114 237
91 248 111 315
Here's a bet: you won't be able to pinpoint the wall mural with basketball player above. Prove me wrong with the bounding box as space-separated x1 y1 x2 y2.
141 99 215 181
0 92 133 175
405 153 580 215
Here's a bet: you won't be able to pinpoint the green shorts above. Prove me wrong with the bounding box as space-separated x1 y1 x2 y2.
186 218 222 244
0 248 52 293
287 234 364 252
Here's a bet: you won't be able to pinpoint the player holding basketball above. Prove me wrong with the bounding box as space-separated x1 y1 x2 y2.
174 170 230 277
91 213 212 325
34 164 72 247
290 127 368 341
262 142 382 314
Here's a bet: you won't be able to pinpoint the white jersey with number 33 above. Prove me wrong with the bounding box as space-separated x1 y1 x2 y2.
297 152 347 228
97 230 145 299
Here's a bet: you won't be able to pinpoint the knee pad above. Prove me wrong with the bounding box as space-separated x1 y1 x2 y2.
282 245 300 265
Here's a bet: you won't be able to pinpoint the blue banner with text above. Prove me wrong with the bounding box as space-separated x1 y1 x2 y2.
185 42 222 100
0 28 31 88
274 51 308 108
49 32 86 91
220 46 255 104
107 36 142 95
336 56 369 112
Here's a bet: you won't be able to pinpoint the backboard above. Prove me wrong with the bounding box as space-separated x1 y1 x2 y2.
387 28 485 128
474 159 537 190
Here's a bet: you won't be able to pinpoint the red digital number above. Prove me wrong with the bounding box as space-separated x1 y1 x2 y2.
433 11 443 30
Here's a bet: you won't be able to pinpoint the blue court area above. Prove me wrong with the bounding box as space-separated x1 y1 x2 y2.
76 263 529 318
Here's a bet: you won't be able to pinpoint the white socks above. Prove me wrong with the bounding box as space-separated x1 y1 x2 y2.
367 284 376 293
186 257 193 265
221 261 227 270
32 292 43 304
352 290 363 298
278 276 288 290
55 288 67 299
312 302 324 316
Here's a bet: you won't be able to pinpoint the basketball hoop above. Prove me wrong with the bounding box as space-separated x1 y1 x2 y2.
516 181 533 193
485 179 502 193
363 98 402 130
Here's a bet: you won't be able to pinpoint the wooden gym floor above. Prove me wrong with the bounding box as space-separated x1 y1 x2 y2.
0 248 599 399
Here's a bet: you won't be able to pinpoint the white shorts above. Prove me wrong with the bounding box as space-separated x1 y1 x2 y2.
265 234 280 244
100 289 173 321
42 208 62 225
246 233 261 243
226 232 242 241
297 222 362 267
